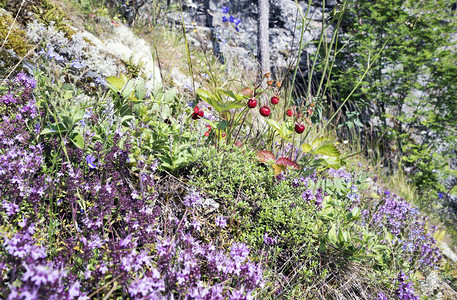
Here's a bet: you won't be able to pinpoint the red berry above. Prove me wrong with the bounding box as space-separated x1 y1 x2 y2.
247 98 257 108
295 123 305 134
222 133 226 138
194 107 200 114
204 131 210 137
198 110 204 117
206 125 212 130
286 109 294 117
271 96 279 105
259 105 271 117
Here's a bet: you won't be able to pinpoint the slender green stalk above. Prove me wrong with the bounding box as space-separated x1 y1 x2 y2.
317 37 391 139
288 0 312 106
177 0 195 95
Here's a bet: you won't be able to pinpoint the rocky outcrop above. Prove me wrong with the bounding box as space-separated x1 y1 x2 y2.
167 0 337 74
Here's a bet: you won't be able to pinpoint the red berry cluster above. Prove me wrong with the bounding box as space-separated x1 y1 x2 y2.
204 125 211 137
192 106 204 120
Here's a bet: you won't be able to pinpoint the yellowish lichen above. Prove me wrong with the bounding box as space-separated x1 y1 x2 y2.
0 9 29 57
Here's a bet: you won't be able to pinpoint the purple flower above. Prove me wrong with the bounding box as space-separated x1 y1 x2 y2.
1 93 16 105
184 191 203 208
86 155 97 169
230 243 249 263
263 233 277 246
16 72 37 89
377 292 388 300
71 60 85 69
95 76 107 86
438 192 443 199
215 215 227 228
396 271 419 300
222 6 229 14
222 16 228 22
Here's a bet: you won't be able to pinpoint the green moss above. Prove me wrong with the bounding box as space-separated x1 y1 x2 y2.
0 10 29 57
3 0 75 38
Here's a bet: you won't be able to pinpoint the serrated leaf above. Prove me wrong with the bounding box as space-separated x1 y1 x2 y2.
314 142 341 157
302 143 312 153
218 89 245 101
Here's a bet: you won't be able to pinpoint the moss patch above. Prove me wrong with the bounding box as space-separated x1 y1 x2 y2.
2 0 75 38
0 10 29 56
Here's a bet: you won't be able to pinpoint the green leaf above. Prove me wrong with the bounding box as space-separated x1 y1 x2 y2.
135 77 147 100
121 115 135 126
122 79 136 99
71 133 84 149
314 142 341 157
352 254 377 261
72 109 85 124
218 89 246 101
302 143 312 153
106 74 128 91
61 115 73 129
328 224 338 246
40 128 55 135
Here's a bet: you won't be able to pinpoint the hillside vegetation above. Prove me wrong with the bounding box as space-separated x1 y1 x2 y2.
1 0 457 299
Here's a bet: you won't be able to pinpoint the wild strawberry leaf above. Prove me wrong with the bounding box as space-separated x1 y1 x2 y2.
217 89 246 101
276 157 300 170
264 119 293 140
256 150 275 163
313 142 341 157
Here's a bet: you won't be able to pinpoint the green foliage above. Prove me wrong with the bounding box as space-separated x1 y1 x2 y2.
190 146 398 296
106 74 197 172
331 0 457 200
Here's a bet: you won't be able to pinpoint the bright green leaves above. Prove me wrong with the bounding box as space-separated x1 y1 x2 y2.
301 137 343 170
41 107 86 149
302 136 341 157
264 118 295 140
106 74 148 118
197 88 245 115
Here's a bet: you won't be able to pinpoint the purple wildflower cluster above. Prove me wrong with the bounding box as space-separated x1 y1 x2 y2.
0 73 45 217
2 222 85 299
395 271 420 300
0 72 265 299
263 233 277 246
154 235 263 299
327 167 352 182
302 188 324 207
369 190 441 268
221 6 241 32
